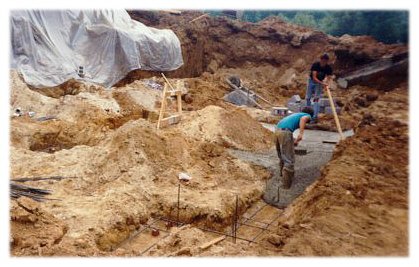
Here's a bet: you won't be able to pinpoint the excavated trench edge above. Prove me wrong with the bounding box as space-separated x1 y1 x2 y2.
105 128 354 253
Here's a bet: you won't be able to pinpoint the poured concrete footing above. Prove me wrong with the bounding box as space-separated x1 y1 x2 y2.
230 127 354 209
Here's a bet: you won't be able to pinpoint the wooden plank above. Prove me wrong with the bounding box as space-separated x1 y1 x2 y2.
162 10 182 15
189 13 209 23
157 83 168 129
161 73 176 91
198 236 226 250
176 90 182 114
165 90 182 97
253 91 273 106
159 115 181 128
241 82 274 106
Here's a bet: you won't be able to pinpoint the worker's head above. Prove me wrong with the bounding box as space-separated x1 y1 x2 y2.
302 106 314 118
320 53 330 66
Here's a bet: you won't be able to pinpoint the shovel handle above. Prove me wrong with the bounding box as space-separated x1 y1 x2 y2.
325 86 345 140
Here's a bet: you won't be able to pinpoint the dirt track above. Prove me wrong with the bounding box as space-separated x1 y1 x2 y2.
10 11 408 256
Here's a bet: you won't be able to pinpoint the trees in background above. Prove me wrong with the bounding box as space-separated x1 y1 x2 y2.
214 11 408 44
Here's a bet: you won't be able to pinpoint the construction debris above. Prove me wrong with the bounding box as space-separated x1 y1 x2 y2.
287 94 342 115
271 107 289 116
223 89 260 108
10 183 53 202
178 172 192 182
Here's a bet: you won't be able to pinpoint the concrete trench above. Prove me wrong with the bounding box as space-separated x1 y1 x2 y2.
229 125 354 209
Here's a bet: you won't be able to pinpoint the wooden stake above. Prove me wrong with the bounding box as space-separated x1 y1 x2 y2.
157 83 168 130
189 13 209 23
325 86 344 140
241 82 274 106
161 73 176 91
199 236 226 250
176 90 182 115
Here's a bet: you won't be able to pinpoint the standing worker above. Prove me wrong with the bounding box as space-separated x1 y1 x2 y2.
306 53 333 122
275 107 314 189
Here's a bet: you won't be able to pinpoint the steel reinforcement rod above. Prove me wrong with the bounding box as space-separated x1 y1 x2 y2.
177 183 181 226
11 175 78 182
234 195 239 243
153 216 258 244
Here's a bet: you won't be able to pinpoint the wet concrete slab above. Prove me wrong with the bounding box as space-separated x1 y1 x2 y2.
230 127 353 209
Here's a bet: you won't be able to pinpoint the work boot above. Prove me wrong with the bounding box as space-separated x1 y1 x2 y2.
281 167 294 189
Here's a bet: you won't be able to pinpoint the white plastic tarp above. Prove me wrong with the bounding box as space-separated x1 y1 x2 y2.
10 10 184 88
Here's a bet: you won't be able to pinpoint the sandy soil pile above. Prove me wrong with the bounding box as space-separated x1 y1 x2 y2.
11 197 68 256
178 105 272 150
10 72 272 255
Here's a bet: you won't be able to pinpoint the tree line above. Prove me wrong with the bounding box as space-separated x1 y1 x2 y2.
207 11 408 44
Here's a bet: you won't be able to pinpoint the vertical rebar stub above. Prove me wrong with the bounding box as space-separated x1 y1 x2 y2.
233 195 239 243
177 183 181 226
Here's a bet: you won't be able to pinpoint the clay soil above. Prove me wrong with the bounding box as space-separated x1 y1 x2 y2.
10 11 408 257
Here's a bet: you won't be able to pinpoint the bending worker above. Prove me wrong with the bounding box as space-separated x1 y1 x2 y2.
275 106 314 189
306 53 333 122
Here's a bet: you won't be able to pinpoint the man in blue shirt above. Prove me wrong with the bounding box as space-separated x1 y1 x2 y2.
275 106 314 189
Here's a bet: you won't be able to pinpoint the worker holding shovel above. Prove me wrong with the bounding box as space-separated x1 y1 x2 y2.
275 106 314 189
306 53 333 123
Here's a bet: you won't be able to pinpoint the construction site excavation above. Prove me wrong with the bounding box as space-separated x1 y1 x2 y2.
9 10 409 257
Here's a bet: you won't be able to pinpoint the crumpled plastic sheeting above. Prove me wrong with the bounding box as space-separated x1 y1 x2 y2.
10 10 184 88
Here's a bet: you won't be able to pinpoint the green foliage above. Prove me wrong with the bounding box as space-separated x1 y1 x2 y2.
293 12 317 28
212 10 408 44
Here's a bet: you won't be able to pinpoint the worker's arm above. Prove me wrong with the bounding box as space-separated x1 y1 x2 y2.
312 71 322 84
294 116 311 145
312 71 328 86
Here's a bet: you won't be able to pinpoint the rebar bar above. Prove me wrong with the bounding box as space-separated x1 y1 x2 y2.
11 175 77 183
153 216 258 244
234 195 239 243
177 183 181 226
10 182 53 202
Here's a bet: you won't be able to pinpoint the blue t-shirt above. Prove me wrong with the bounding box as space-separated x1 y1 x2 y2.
277 113 312 132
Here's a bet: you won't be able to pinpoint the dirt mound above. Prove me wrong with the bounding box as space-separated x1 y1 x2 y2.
144 225 213 256
334 34 407 73
10 110 271 255
10 197 68 256
179 105 272 151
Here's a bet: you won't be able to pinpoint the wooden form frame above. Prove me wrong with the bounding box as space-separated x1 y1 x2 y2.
156 73 182 129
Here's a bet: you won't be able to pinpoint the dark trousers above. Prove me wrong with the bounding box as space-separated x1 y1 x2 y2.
274 129 295 172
